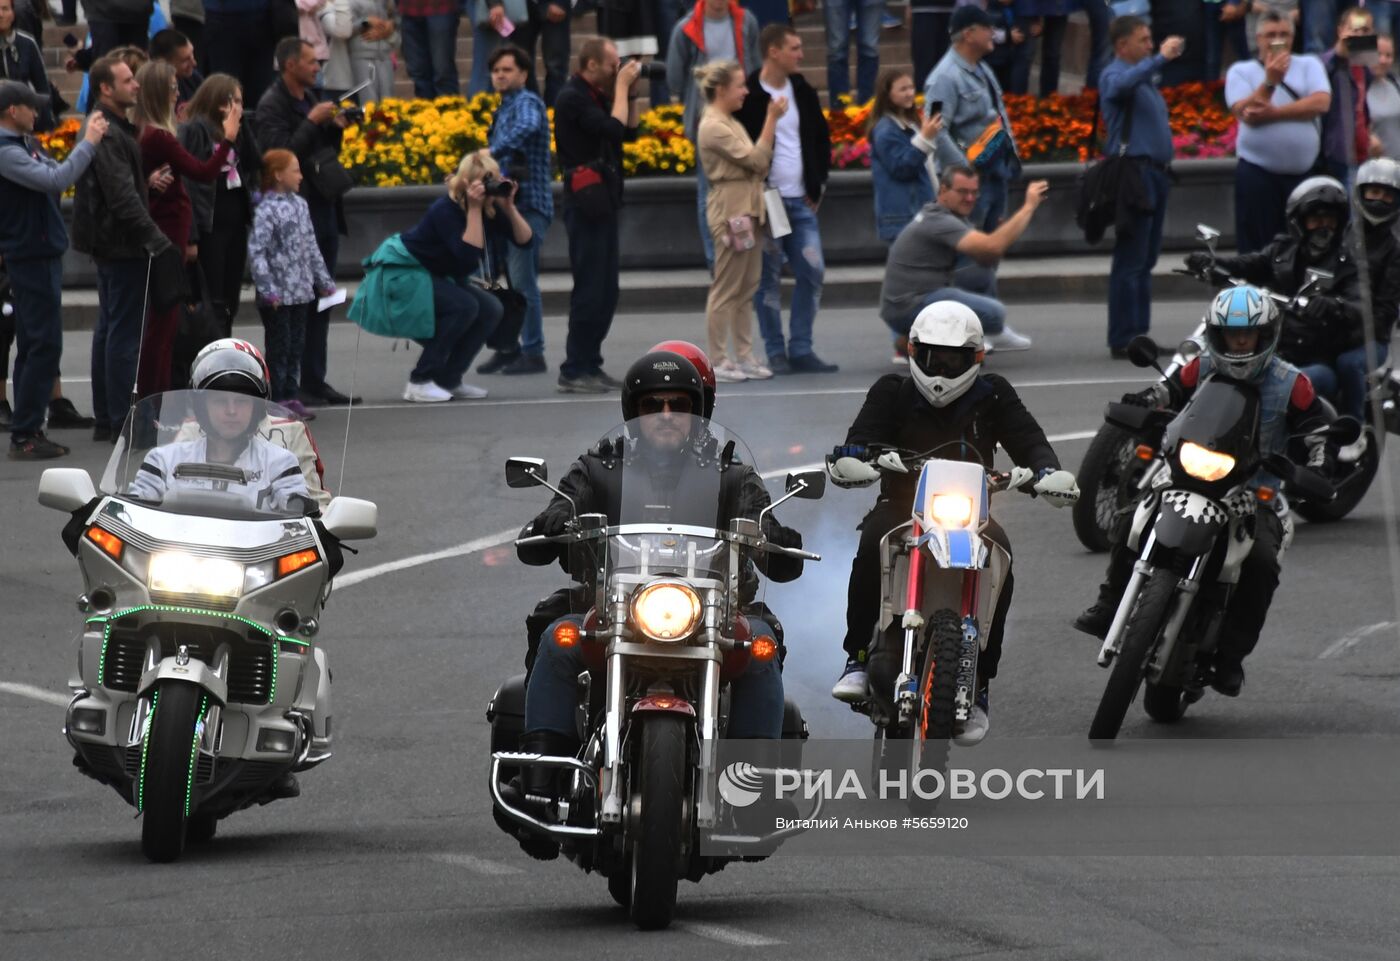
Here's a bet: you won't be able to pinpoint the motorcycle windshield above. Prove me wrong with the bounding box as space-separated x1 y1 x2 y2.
100 390 317 520
1163 377 1260 462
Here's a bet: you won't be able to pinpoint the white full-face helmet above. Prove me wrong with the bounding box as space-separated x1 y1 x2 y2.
907 301 985 407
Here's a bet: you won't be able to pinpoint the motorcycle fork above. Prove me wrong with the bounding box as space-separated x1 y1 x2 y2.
600 651 626 824
1098 532 1156 666
953 571 981 723
694 658 721 829
896 521 926 726
1145 555 1207 684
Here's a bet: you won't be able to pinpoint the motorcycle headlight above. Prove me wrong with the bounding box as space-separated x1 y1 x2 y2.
148 552 245 601
1178 442 1236 482
929 493 974 528
630 581 702 642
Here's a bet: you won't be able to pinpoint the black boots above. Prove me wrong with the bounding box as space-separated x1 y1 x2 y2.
495 730 580 861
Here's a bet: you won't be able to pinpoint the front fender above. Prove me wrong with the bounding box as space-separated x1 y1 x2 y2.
136 655 228 706
631 694 696 717
1152 490 1228 557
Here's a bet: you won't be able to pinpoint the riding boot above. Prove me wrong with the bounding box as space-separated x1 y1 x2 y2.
1074 542 1135 639
496 730 579 861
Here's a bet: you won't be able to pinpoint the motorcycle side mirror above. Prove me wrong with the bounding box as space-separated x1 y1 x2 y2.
785 469 826 500
1177 338 1202 360
38 468 96 513
1300 268 1334 295
322 496 378 540
1126 335 1164 372
505 457 547 489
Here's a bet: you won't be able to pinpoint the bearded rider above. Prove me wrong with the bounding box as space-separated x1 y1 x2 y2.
825 302 1079 744
1074 286 1336 696
499 349 805 858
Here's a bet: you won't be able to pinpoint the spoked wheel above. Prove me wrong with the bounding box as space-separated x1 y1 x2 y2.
907 611 963 813
628 715 688 931
139 682 208 863
1143 682 1188 723
1073 425 1140 553
1089 570 1175 741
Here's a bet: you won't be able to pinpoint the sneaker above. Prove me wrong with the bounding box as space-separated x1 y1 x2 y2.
477 349 520 374
447 382 489 399
953 687 990 746
402 380 452 403
0 400 10 429
831 657 869 703
1338 433 1370 464
788 352 840 373
590 369 624 390
557 373 609 394
767 353 791 375
738 359 773 380
1210 658 1245 697
714 360 748 383
9 432 70 460
1073 603 1114 640
501 353 548 375
985 327 1033 352
278 398 316 420
47 397 95 429
882 9 901 29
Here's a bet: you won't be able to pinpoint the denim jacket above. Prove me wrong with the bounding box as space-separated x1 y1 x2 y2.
870 115 936 242
923 49 1019 178
247 191 334 306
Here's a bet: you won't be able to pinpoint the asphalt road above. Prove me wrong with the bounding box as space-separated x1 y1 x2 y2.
4 302 1399 960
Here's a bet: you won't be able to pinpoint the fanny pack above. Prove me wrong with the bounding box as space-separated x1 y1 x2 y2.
724 214 757 252
966 118 1014 171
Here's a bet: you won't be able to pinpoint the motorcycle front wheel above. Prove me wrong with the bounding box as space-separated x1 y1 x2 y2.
1089 570 1175 741
139 681 207 863
628 714 688 931
1073 424 1138 553
907 610 963 813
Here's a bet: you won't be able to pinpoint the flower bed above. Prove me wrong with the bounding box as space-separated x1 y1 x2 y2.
38 83 1236 184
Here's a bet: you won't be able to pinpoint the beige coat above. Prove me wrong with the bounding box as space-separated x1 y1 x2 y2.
697 106 772 234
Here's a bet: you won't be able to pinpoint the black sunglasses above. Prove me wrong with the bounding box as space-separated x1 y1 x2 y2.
638 395 694 415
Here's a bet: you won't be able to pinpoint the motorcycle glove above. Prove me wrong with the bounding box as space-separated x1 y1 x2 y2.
1033 468 1080 507
1184 252 1213 275
1122 382 1171 409
1005 466 1036 492
764 522 803 550
827 456 881 489
531 506 572 537
1303 295 1338 324
875 450 908 474
830 444 869 460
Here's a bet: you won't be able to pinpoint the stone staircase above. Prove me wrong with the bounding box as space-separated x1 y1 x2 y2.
38 4 1092 111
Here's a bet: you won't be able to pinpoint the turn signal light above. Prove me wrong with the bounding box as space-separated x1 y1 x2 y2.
553 622 581 648
1134 445 1155 461
1256 486 1275 503
277 549 320 578
86 527 124 561
750 636 778 661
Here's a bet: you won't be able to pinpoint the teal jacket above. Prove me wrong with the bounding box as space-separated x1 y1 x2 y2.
348 234 434 339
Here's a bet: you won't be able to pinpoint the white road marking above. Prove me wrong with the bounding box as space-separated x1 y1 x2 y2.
1318 621 1398 659
0 682 71 707
675 921 784 947
428 853 524 876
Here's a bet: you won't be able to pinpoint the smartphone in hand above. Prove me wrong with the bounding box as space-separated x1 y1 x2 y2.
927 100 943 117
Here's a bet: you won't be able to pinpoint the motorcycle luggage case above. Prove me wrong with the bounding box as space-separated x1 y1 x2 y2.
487 673 526 757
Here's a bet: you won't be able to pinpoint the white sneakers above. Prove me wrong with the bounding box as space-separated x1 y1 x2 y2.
403 381 489 403
831 660 869 703
953 704 990 746
1338 433 1370 464
714 360 747 383
985 326 1033 352
738 360 773 380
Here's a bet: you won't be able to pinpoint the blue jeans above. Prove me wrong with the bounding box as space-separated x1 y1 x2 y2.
891 271 1007 339
262 303 309 402
911 10 951 92
513 5 571 106
1108 165 1169 349
1235 159 1304 255
1302 343 1390 422
401 13 462 98
695 162 714 271
506 208 551 357
1301 0 1337 53
755 196 825 362
524 615 785 739
742 0 790 27
91 258 149 433
970 170 1009 232
1202 6 1249 81
1083 0 1111 89
562 206 620 378
824 0 882 103
7 256 63 440
468 12 500 96
302 196 339 395
412 278 503 387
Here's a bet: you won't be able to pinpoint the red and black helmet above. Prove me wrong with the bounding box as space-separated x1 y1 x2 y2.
650 339 716 418
620 350 705 421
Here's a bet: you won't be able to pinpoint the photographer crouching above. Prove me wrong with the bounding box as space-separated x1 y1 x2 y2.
351 149 532 402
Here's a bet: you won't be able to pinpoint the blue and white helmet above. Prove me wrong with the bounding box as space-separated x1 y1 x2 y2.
1205 285 1280 382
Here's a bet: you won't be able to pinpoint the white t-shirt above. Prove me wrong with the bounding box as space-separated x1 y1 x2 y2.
760 77 805 199
1225 54 1329 175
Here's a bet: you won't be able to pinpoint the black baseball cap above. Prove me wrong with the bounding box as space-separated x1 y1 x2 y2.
949 5 997 34
0 81 44 113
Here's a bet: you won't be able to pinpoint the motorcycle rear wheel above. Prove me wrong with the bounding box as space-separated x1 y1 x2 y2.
628 714 688 931
1294 435 1380 523
1089 570 1175 741
139 682 206 863
907 611 963 813
1073 424 1138 553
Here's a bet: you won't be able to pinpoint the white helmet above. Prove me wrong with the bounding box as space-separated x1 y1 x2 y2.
907 302 985 407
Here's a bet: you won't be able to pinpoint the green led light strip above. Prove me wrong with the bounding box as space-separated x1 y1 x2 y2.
136 690 157 813
91 605 279 688
185 695 208 818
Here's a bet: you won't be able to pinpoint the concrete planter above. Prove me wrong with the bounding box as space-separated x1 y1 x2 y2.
59 159 1236 283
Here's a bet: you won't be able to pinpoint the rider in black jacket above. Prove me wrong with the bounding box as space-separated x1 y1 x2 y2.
826 302 1078 742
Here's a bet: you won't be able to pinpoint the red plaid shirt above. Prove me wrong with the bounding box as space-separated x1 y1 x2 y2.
398 0 458 16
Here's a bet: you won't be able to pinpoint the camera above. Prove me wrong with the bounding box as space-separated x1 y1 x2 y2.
634 59 667 83
340 105 366 126
481 174 515 198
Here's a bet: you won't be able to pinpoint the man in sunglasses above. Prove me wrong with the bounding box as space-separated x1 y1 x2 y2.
826 301 1079 742
498 348 805 857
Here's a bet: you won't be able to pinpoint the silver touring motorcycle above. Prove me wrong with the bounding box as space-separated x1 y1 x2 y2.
488 418 824 929
38 389 377 862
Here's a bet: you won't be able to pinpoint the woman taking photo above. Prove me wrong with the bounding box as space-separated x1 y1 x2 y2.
133 60 241 398
393 149 530 402
868 67 941 244
695 59 785 384
180 73 263 342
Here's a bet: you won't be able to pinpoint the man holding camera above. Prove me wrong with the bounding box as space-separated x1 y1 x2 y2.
1319 6 1381 184
255 37 360 408
552 37 641 394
